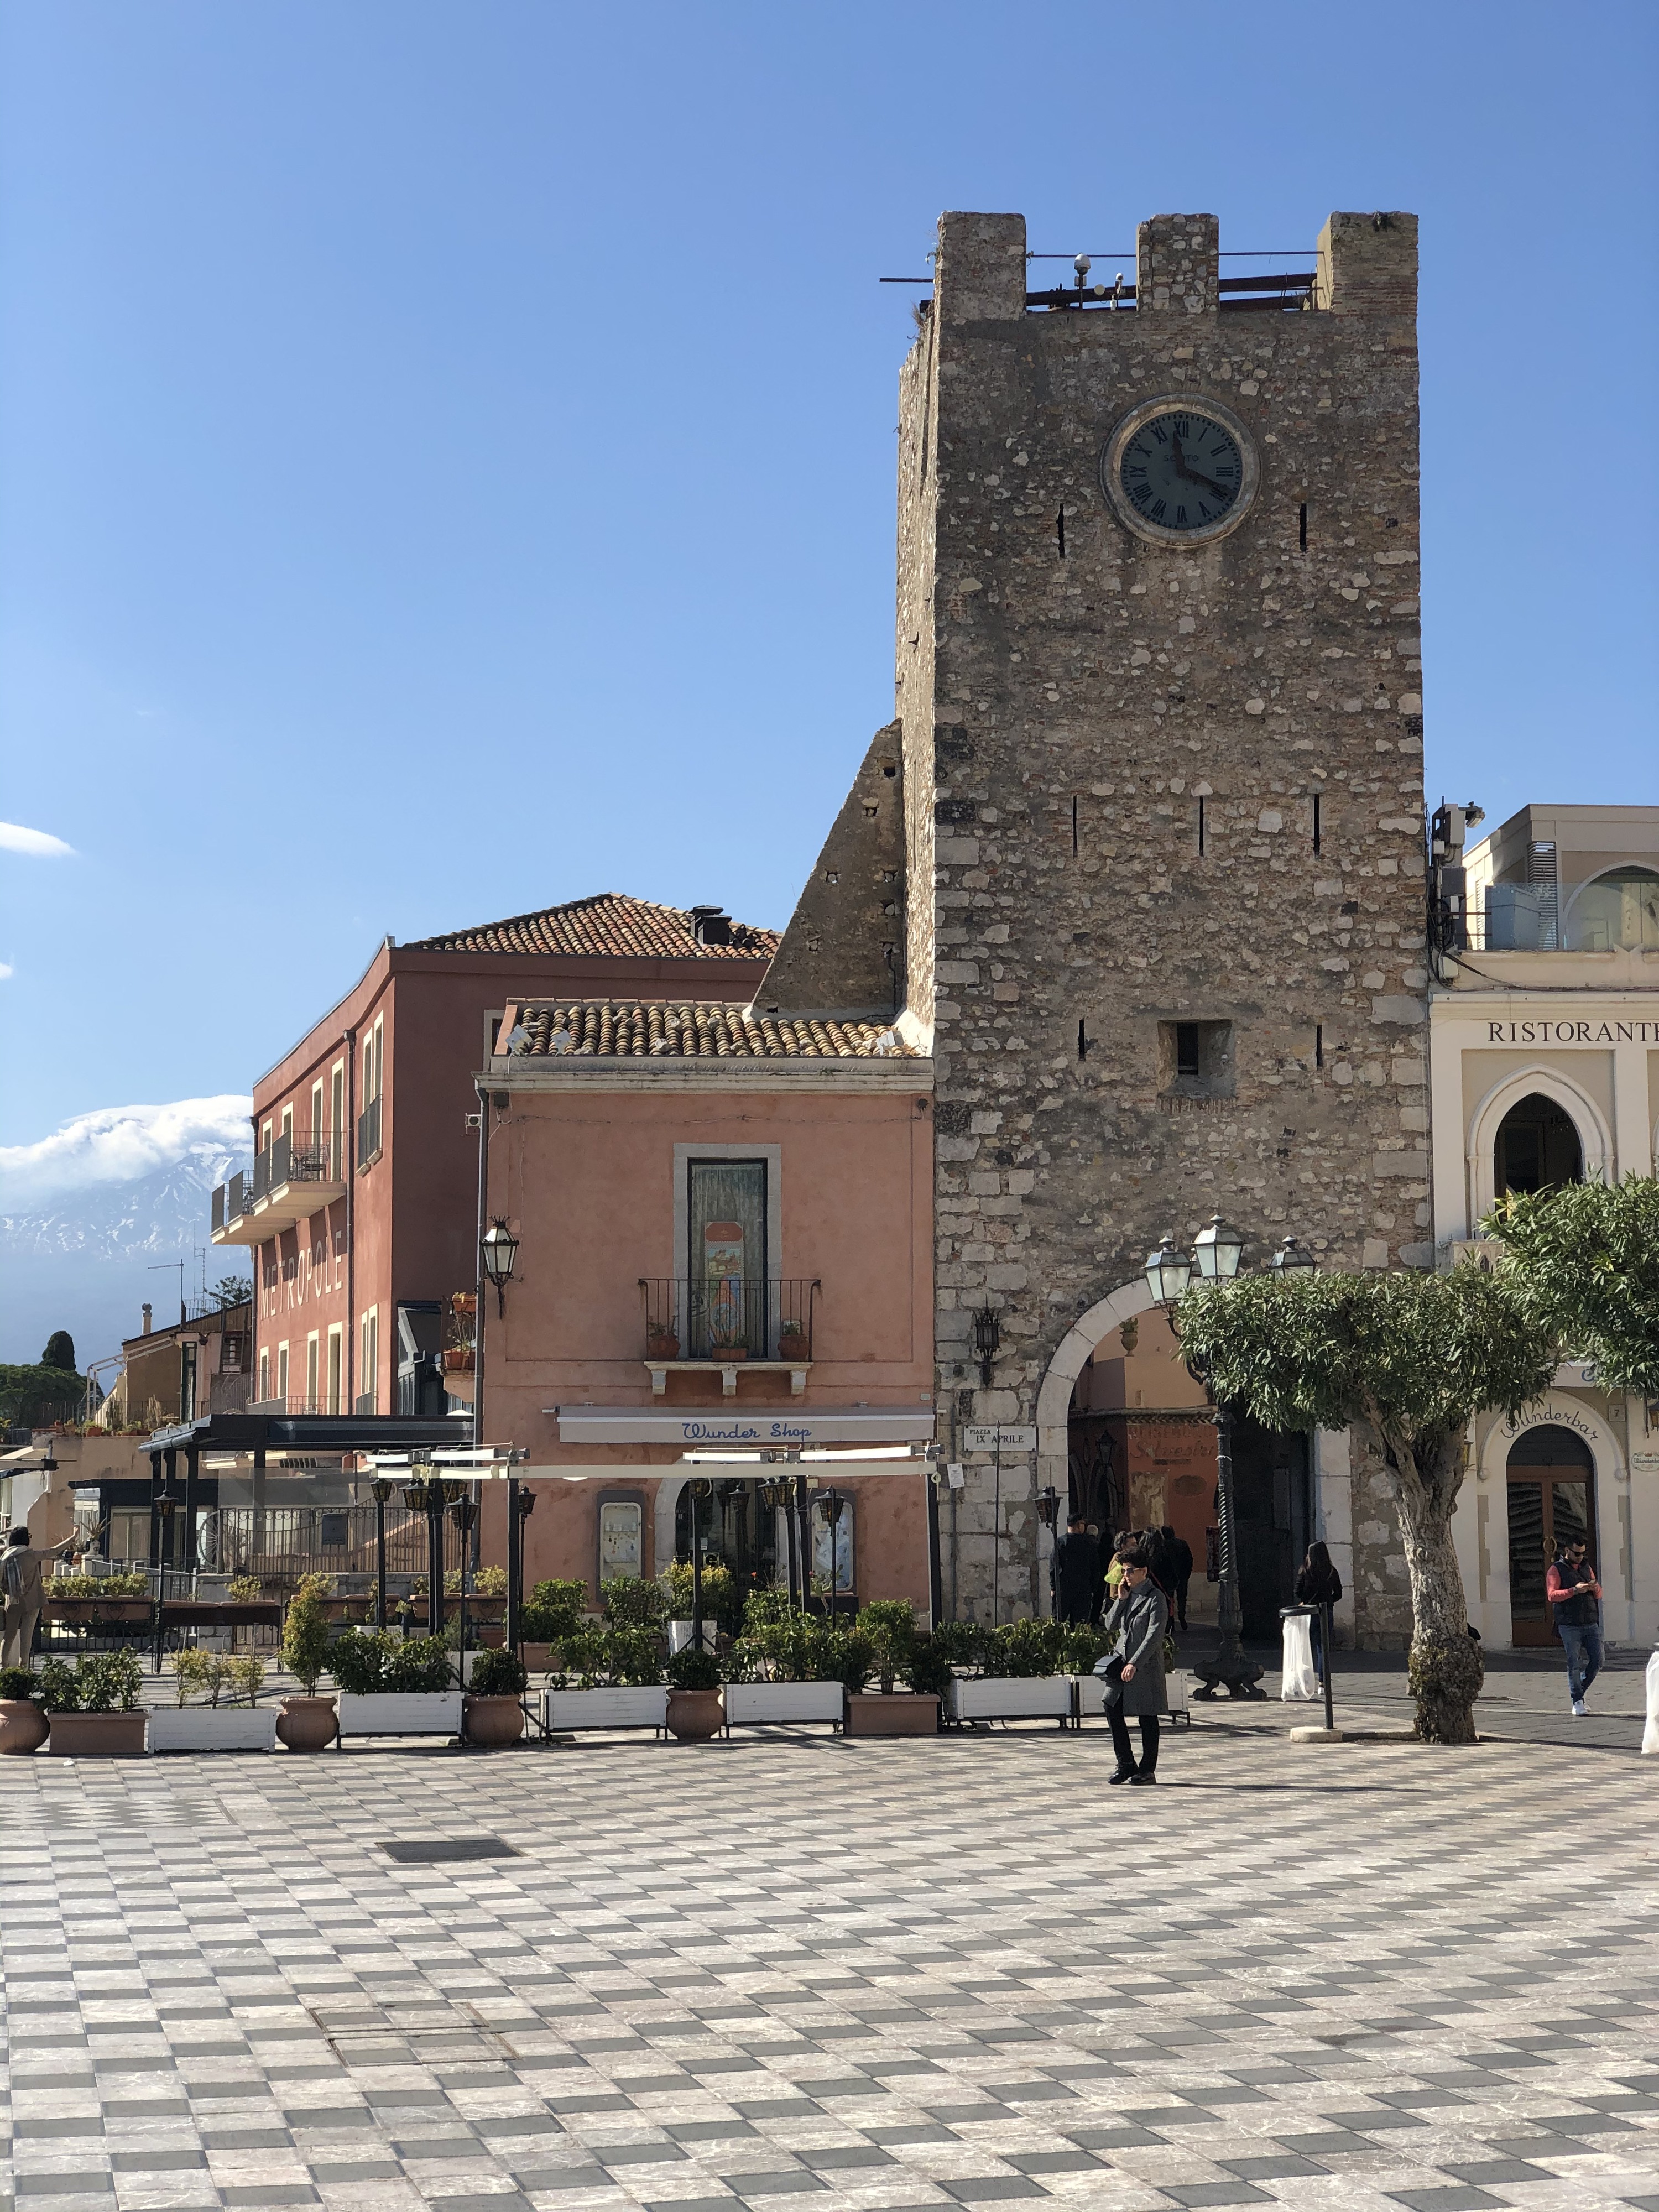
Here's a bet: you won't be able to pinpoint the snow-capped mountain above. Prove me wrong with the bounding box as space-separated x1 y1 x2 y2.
0 1098 253 1366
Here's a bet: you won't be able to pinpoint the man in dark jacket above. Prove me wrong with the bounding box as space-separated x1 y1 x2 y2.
1053 1515 1102 1626
1547 1537 1602 1715
1161 1525 1194 1630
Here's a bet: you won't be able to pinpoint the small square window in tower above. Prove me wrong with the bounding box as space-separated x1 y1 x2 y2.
1160 1020 1234 1101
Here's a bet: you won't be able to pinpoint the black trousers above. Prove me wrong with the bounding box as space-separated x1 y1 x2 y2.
1171 1572 1191 1627
1108 1707 1160 1775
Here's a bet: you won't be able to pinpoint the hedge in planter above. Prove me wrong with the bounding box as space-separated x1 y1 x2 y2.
150 1651 274 1752
39 1650 146 1756
333 1631 462 1743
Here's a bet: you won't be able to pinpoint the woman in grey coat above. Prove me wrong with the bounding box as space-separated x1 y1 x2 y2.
1100 1548 1168 1785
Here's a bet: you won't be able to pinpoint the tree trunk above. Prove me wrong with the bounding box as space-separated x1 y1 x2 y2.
1369 1423 1484 1744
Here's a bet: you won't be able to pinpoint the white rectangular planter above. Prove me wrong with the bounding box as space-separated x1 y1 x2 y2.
722 1680 843 1729
545 1685 668 1733
1074 1671 1190 1720
947 1675 1072 1723
337 1691 465 1739
147 1707 278 1754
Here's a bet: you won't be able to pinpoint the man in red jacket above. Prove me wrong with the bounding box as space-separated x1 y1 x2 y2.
1547 1538 1603 1715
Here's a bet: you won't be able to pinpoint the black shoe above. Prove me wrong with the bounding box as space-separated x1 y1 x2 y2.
1128 1770 1157 1786
1108 1765 1135 1785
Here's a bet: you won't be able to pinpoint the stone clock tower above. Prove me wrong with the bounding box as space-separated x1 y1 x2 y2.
895 209 1431 1617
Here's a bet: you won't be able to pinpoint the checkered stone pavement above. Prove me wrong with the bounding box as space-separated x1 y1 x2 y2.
3 1678 1656 2212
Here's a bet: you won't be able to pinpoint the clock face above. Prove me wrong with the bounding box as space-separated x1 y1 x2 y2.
1101 396 1258 545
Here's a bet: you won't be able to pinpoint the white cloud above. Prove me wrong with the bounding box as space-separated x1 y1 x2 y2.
0 1097 253 1210
0 962 12 980
0 821 75 858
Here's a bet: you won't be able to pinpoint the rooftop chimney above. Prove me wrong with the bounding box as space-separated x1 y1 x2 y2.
141 1302 153 1335
690 905 732 946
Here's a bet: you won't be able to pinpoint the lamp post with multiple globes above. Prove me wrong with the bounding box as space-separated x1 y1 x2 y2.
1144 1215 1315 1699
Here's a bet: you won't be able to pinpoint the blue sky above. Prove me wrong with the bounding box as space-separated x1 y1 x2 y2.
2 0 1656 1157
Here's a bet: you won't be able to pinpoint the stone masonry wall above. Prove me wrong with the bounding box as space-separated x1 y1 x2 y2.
900 208 1431 1623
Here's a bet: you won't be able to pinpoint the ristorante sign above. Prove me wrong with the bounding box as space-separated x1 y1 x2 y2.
1482 1018 1659 1044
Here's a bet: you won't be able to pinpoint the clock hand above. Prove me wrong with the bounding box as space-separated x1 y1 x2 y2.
1186 467 1232 499
1170 432 1191 479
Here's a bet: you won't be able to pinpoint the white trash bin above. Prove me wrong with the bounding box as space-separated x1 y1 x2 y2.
1280 1611 1318 1702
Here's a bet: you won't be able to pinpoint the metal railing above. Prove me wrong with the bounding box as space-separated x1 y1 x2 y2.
357 1095 382 1166
212 1171 255 1234
247 1394 337 1417
197 1505 464 1584
251 1128 341 1202
638 1279 819 1363
1022 270 1316 316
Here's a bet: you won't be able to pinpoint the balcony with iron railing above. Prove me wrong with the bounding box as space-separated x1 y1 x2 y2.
211 1127 347 1244
638 1278 820 1397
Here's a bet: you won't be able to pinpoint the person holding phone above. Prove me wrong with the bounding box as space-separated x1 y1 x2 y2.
1098 1546 1168 1786
1547 1537 1602 1715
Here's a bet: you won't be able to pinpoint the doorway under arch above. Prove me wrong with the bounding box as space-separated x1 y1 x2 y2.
1494 1091 1583 1199
1505 1422 1595 1646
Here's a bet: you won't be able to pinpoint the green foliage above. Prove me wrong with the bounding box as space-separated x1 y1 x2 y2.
0 1665 40 1701
663 1559 740 1632
0 1361 86 1426
42 1331 76 1371
169 1648 217 1707
602 1574 669 1630
900 1634 956 1699
1487 1172 1659 1399
282 1585 332 1695
742 1584 794 1632
166 1650 266 1708
928 1620 992 1674
225 1576 265 1603
815 1625 874 1695
1173 1268 1556 1462
50 1572 150 1599
469 1646 528 1696
553 1626 662 1691
225 1655 265 1706
291 1572 334 1600
856 1598 917 1694
471 1565 509 1598
665 1643 721 1690
38 1650 142 1713
988 1618 1066 1678
521 1578 590 1641
335 1631 454 1694
1058 1622 1113 1674
212 1277 252 1310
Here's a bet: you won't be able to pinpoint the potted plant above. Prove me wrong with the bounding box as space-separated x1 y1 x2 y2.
721 1590 845 1730
465 1645 527 1747
777 1323 810 1363
149 1651 275 1753
943 1616 1072 1725
276 1579 337 1750
665 1642 723 1741
39 1651 147 1756
662 1559 737 1648
545 1626 667 1734
841 1609 937 1735
646 1324 680 1361
332 1631 463 1744
0 1665 48 1755
520 1577 589 1674
43 1569 152 1625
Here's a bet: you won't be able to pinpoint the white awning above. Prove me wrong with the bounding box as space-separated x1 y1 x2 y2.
550 1406 935 1448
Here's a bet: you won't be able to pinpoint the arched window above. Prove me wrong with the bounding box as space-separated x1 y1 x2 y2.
1494 1091 1582 1198
1567 865 1659 952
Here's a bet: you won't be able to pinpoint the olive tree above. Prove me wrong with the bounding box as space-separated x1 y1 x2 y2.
1175 1267 1556 1744
1486 1172 1659 1400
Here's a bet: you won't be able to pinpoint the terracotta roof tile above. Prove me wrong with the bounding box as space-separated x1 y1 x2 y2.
504 1001 910 1061
409 891 778 961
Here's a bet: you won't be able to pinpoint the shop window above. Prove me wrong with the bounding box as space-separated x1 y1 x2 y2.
597 1494 644 1587
1495 1093 1582 1198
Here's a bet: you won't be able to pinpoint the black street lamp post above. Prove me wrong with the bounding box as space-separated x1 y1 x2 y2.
507 1481 534 1653
447 1485 477 1669
370 1478 395 1629
820 1488 845 1618
1146 1216 1316 1700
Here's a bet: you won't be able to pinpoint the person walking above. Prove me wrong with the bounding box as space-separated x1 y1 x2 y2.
1547 1536 1603 1715
1099 1546 1168 1786
2 1525 85 1668
1052 1514 1102 1626
1161 1525 1194 1631
1294 1541 1343 1686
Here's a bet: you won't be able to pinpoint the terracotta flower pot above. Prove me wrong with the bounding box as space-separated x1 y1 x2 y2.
442 1348 474 1372
464 1694 524 1748
46 1712 147 1758
647 1334 680 1361
275 1696 338 1751
778 1334 810 1362
845 1693 940 1737
0 1698 49 1755
666 1688 724 1743
520 1642 554 1674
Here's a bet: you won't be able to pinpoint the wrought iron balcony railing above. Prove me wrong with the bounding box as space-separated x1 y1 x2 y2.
638 1279 819 1365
